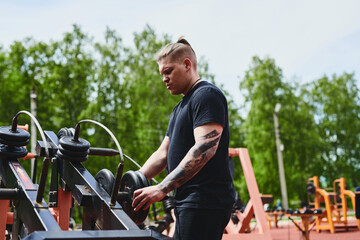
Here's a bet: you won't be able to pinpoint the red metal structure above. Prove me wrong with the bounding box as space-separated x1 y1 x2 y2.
223 148 272 240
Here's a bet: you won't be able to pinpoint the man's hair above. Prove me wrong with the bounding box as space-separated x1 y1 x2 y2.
156 37 197 68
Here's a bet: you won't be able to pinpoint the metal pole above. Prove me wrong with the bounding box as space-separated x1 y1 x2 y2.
273 104 288 209
30 88 37 181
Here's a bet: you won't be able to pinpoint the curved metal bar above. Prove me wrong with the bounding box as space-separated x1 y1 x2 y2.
74 119 124 164
12 110 50 159
74 119 159 185
123 154 159 184
123 154 141 169
11 110 51 204
73 119 128 205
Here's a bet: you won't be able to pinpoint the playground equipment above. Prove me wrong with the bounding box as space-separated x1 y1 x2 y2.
223 148 272 240
306 176 360 233
0 111 170 239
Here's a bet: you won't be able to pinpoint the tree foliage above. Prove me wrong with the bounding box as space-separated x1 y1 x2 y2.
305 73 360 187
0 25 241 181
0 26 359 209
238 56 360 206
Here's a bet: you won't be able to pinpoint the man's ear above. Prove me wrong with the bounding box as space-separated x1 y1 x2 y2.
184 58 192 71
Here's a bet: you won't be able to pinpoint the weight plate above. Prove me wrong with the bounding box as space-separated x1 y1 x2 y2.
57 127 75 138
59 136 90 152
0 138 29 147
313 208 322 214
306 182 316 195
286 209 293 214
303 208 313 214
293 209 301 214
95 168 115 195
0 144 28 158
135 170 149 188
58 144 89 157
162 196 175 214
56 151 88 162
119 170 149 225
0 126 30 142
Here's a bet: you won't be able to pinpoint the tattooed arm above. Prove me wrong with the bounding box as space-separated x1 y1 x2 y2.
132 122 223 211
157 123 222 193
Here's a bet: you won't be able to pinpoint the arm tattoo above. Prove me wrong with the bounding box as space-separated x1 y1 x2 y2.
193 136 221 158
159 129 221 194
202 129 220 139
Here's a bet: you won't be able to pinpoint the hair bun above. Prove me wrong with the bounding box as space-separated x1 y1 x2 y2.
177 37 190 46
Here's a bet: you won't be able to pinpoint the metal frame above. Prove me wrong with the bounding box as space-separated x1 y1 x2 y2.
307 176 360 233
0 128 171 239
223 148 272 240
37 130 171 239
0 155 61 237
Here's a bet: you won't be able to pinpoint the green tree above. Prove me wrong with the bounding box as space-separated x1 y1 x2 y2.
279 83 322 202
0 24 244 199
240 56 284 200
0 25 95 131
306 73 360 188
35 24 94 130
0 40 33 125
77 27 128 174
239 56 321 205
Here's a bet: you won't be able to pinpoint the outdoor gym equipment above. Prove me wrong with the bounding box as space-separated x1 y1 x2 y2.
223 148 272 240
332 177 360 230
306 176 360 233
0 111 64 239
0 111 170 239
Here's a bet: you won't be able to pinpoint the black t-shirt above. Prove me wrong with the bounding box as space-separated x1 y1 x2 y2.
166 81 235 209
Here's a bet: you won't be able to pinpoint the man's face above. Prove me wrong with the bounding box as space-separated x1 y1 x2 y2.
158 57 189 95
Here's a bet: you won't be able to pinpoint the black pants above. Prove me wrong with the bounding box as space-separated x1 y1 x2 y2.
174 207 232 240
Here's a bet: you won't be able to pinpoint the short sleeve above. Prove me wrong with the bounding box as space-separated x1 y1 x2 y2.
191 87 227 129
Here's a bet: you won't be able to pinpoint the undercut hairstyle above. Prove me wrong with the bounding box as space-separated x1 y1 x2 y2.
157 37 197 69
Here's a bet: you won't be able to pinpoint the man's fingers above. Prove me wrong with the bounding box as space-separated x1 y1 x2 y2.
132 189 150 211
134 197 147 211
139 200 152 211
133 189 142 198
143 202 151 210
132 189 143 208
132 186 161 211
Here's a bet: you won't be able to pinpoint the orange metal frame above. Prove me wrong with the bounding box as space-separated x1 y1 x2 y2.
307 176 335 233
307 176 360 233
49 188 73 230
332 177 360 230
223 148 272 240
0 200 11 239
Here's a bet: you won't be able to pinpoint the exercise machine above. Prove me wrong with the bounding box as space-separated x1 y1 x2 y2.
0 111 171 239
306 176 359 233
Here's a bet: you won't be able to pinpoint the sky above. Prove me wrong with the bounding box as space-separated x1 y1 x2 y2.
1 0 360 106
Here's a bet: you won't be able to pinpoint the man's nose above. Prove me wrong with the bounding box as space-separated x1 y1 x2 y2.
163 76 169 82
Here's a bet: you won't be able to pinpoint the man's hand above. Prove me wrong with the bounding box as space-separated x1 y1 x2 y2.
132 185 166 211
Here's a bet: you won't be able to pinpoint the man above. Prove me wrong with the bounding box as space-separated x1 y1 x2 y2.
132 37 234 239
